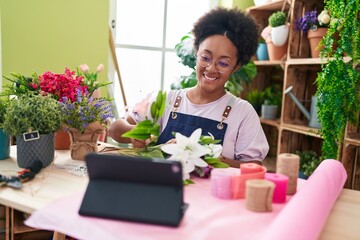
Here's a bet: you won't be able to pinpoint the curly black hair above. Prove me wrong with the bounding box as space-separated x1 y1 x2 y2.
192 7 259 66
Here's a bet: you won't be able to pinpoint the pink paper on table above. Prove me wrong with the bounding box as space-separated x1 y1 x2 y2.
262 159 347 240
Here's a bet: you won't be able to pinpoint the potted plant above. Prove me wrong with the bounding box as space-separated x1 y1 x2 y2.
172 33 257 96
60 94 114 160
316 1 360 160
295 150 323 179
261 13 288 61
268 11 289 47
256 37 269 61
261 85 282 120
0 98 10 160
2 65 112 150
246 89 265 116
2 93 62 168
295 10 331 58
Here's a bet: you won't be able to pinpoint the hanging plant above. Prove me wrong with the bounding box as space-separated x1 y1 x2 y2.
315 0 360 159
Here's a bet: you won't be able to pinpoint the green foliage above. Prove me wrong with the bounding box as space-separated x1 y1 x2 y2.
246 89 265 107
262 84 282 108
1 72 39 97
122 90 166 142
296 150 323 177
268 11 287 27
315 0 360 159
173 34 257 96
0 98 10 126
2 93 62 136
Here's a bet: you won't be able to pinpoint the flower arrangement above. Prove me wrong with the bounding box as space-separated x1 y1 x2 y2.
120 90 228 184
295 10 331 32
60 92 114 133
1 64 111 101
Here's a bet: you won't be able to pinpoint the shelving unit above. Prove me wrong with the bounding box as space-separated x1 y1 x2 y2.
1 205 53 240
246 0 360 190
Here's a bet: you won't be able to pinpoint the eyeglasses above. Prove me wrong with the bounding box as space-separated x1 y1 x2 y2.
196 54 234 73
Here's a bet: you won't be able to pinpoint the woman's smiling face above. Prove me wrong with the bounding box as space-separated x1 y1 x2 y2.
195 34 239 94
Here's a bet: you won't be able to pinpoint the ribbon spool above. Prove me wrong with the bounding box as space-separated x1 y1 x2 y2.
211 168 239 199
234 163 267 199
265 173 289 203
245 179 275 212
276 153 300 195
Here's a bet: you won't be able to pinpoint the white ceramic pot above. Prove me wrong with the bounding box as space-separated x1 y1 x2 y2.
271 25 289 47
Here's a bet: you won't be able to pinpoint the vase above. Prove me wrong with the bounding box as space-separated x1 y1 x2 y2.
16 133 54 168
271 25 289 47
0 129 10 160
261 105 278 120
307 28 328 58
266 39 287 61
69 121 104 160
256 43 269 61
54 129 71 150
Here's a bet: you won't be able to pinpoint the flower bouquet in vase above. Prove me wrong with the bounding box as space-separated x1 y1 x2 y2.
60 93 113 160
295 10 331 58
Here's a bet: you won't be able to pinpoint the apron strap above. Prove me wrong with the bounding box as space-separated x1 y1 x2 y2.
217 95 236 130
171 91 182 119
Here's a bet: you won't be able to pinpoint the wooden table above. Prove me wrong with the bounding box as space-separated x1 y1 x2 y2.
1 146 360 239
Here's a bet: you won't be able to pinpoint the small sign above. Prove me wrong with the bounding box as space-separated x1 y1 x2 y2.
23 131 40 142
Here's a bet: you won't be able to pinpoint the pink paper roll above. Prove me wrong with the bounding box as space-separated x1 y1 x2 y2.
240 163 263 174
263 159 347 240
235 163 267 199
265 173 288 203
211 168 239 199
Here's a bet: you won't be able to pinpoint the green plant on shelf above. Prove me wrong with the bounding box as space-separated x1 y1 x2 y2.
315 0 360 159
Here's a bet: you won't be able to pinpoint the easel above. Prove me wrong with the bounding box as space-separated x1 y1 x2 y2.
109 26 127 108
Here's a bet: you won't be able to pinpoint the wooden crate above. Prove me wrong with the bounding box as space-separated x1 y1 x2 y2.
241 65 284 99
282 64 321 127
289 0 325 58
341 143 360 190
278 128 323 156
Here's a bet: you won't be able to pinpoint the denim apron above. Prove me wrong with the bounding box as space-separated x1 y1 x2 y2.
157 92 235 145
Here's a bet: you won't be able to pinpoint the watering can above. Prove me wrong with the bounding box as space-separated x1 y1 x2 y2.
284 86 321 129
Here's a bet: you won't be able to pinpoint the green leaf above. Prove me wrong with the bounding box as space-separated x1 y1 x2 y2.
183 179 195 185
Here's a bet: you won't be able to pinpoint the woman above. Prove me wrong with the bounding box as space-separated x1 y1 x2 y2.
108 7 269 166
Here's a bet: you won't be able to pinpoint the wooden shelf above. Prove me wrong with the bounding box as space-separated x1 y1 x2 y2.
260 118 280 128
247 0 290 12
345 133 360 147
254 60 284 66
281 123 321 138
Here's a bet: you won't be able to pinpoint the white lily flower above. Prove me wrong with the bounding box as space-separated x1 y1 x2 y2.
161 128 210 179
207 144 223 158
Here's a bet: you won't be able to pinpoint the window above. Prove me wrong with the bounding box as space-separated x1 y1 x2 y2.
111 0 216 116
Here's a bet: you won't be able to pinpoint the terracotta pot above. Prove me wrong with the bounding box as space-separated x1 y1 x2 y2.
54 129 71 150
69 122 104 160
266 39 287 61
307 28 328 58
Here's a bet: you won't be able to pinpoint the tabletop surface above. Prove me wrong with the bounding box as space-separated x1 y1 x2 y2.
1 145 360 240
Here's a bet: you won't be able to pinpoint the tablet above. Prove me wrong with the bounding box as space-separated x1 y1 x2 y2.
79 153 188 227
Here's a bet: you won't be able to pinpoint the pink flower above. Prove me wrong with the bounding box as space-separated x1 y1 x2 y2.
79 64 89 73
96 64 104 73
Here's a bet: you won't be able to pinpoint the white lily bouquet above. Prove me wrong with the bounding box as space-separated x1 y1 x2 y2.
120 91 229 184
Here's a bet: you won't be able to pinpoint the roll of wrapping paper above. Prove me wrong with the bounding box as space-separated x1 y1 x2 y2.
262 160 347 240
245 179 275 212
276 153 299 195
233 163 267 199
211 168 239 199
265 173 288 203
